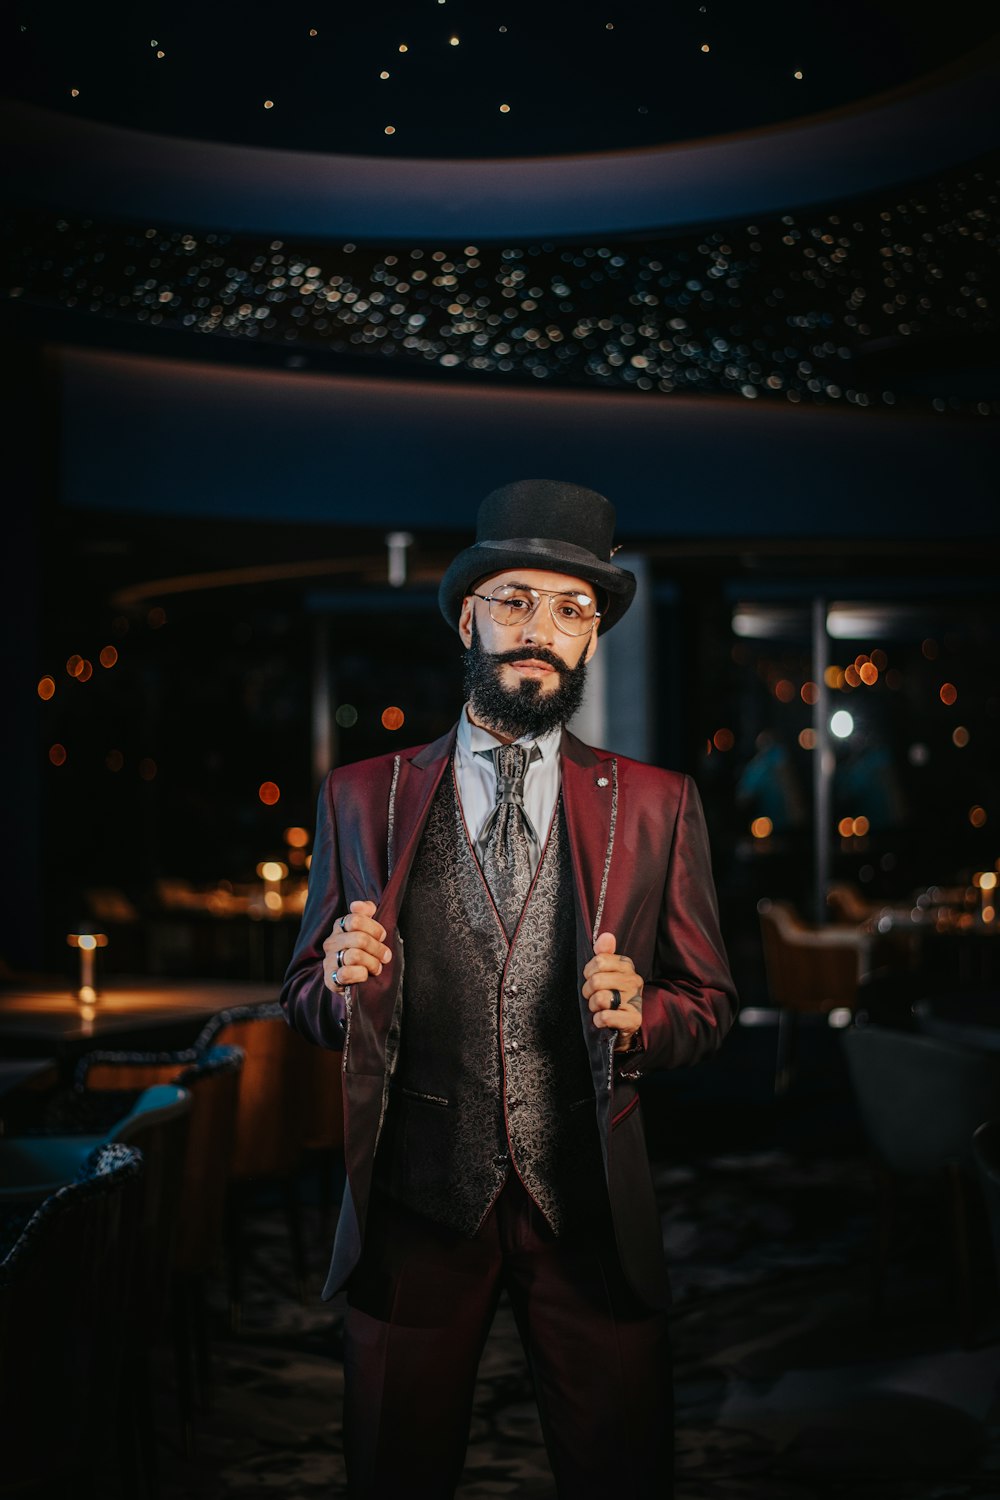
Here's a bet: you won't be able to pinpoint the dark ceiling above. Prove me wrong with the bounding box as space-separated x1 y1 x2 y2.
4 0 998 160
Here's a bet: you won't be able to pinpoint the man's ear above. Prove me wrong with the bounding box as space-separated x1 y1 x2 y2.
584 627 600 664
458 596 475 648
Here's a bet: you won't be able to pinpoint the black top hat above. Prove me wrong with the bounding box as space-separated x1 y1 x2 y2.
438 479 636 634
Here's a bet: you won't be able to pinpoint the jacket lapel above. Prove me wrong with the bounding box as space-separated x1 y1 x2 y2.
560 728 616 944
378 724 456 923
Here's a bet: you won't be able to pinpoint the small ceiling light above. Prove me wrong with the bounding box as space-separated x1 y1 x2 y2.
379 70 390 78
70 87 79 96
449 35 460 45
499 103 510 112
398 43 408 52
264 99 274 108
385 124 396 134
794 69 803 79
156 49 165 58
701 43 710 52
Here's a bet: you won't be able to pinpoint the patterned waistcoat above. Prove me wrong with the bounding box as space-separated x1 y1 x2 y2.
379 761 603 1236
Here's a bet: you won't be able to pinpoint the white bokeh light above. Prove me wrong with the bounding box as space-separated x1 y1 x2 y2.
830 709 854 739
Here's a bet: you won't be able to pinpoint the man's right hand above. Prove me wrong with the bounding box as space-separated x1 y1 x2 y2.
322 900 393 992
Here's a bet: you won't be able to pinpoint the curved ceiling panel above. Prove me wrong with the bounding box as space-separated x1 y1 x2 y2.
5 41 1000 239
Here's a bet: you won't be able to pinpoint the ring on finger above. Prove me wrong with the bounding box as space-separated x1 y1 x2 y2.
609 989 622 1011
336 949 346 968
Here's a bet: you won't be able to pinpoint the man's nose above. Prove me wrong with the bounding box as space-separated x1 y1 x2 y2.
521 604 555 647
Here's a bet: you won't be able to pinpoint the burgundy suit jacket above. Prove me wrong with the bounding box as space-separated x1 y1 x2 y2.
281 723 737 1307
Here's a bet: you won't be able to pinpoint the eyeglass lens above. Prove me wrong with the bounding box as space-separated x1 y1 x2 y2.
486 586 597 635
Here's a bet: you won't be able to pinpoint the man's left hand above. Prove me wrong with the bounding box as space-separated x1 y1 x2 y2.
582 932 643 1051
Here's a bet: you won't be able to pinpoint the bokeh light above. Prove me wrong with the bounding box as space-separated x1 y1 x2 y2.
798 728 816 749
800 681 819 705
99 645 118 668
952 726 970 747
970 805 987 828
830 709 854 739
939 682 958 705
284 826 310 848
712 727 735 751
48 743 67 766
37 676 55 700
335 704 358 728
750 817 773 839
381 706 405 731
259 780 281 805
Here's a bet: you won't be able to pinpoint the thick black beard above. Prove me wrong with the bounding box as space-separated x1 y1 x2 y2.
462 615 590 739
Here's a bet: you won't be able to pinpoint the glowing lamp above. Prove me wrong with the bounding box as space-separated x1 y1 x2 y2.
67 930 108 1003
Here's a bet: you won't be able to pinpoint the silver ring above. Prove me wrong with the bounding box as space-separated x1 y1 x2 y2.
336 949 346 968
609 990 622 1010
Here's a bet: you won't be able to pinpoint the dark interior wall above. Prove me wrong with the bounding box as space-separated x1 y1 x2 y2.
59 348 1000 538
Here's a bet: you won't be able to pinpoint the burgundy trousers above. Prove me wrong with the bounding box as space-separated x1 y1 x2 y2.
343 1173 673 1499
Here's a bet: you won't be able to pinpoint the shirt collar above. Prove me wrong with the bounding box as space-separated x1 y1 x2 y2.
457 703 561 765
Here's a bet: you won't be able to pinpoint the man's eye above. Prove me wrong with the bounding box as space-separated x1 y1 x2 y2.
506 597 532 612
557 603 583 618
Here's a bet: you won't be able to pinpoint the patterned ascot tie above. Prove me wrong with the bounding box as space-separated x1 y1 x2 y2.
476 742 541 938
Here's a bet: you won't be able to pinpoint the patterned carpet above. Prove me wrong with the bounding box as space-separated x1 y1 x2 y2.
151 1121 1000 1499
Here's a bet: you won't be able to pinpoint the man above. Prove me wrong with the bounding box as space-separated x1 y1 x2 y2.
281 479 737 1499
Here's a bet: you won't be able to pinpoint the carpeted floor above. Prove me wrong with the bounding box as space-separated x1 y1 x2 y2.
153 1132 1000 1499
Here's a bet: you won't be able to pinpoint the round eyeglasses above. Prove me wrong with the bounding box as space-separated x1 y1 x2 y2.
471 584 600 637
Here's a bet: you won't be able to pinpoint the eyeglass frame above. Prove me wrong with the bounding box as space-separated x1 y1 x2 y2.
469 582 602 637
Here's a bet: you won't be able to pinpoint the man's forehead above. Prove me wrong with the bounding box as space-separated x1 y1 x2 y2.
472 567 594 596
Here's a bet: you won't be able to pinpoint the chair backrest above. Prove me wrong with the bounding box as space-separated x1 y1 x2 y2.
758 899 865 1012
78 1046 244 1275
0 1144 143 1482
103 1085 192 1332
299 1042 345 1153
842 1025 1000 1176
973 1120 1000 1289
195 1003 307 1179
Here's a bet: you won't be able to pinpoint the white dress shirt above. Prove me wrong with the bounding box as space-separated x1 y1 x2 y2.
454 704 562 878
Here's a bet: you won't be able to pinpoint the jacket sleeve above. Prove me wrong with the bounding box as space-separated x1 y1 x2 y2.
279 774 349 1050
635 774 738 1071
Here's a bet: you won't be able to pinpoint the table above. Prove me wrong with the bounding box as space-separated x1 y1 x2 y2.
0 978 280 1075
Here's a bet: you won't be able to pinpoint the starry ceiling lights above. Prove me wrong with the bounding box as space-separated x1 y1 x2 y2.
4 1 998 160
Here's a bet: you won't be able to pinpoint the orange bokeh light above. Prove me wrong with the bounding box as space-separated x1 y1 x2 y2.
381 707 405 731
259 781 281 805
939 682 957 706
284 826 310 848
66 655 83 678
713 727 735 752
49 743 67 766
798 728 816 749
843 665 861 688
774 679 795 703
37 676 55 701
750 817 773 839
853 815 870 837
969 805 987 828
100 645 118 668
859 663 878 685
838 817 854 838
800 681 819 705
953 726 970 748
77 659 93 682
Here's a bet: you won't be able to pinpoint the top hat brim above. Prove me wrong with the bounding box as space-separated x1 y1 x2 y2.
438 536 636 634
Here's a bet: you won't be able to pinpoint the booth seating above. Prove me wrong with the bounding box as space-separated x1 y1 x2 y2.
77 1044 244 1451
0 1143 145 1494
194 1003 312 1330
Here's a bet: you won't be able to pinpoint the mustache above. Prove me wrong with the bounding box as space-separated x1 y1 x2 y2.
485 645 572 673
